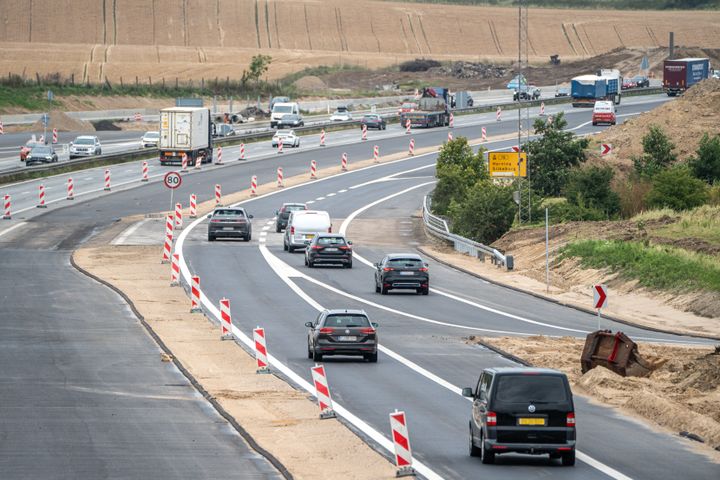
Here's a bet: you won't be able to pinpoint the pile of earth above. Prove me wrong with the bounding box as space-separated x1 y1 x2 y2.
429 61 511 80
293 75 328 92
30 111 94 132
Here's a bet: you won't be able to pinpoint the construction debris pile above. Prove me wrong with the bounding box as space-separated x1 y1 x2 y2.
430 61 510 80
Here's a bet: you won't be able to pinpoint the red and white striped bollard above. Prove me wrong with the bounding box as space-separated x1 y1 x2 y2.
194 154 201 170
390 410 415 477
341 152 348 171
250 175 257 196
481 126 487 142
373 145 379 163
141 161 149 182
219 298 233 340
310 160 317 179
104 169 111 191
277 140 284 154
540 101 546 116
39 135 45 144
215 184 222 206
52 128 58 144
190 275 201 313
447 132 453 142
405 118 411 135
254 327 270 373
66 177 75 200
277 167 284 188
361 124 367 141
174 202 183 230
37 184 47 208
181 153 188 172
408 138 415 156
161 213 173 263
2 194 11 219
496 106 501 122
319 129 326 147
0 121 4 134
449 112 454 128
239 143 246 160
216 146 223 165
311 364 336 419
189 194 197 218
170 253 180 286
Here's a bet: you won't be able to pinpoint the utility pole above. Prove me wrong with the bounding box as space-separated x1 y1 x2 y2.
517 0 531 224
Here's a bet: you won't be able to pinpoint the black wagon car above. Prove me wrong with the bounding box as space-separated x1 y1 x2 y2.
374 253 429 295
463 367 576 466
275 202 307 232
207 207 253 241
305 309 378 362
360 114 387 130
276 114 304 128
305 233 353 268
25 145 58 165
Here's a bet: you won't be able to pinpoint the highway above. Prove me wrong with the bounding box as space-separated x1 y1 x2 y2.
2 93 717 479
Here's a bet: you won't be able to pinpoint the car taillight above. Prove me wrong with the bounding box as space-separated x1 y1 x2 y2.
210 219 221 223
383 267 394 272
319 327 334 334
311 245 322 250
359 327 375 334
328 227 332 233
290 226 295 234
486 412 497 426
339 246 351 251
566 412 576 427
419 267 428 272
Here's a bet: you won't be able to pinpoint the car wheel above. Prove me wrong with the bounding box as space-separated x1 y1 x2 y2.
469 425 481 457
312 350 323 362
562 450 575 466
245 234 251 242
288 245 295 253
208 235 215 242
365 352 378 363
307 342 313 359
422 287 429 296
308 259 314 268
283 241 288 251
345 260 352 269
480 431 495 464
276 225 281 233
381 286 388 295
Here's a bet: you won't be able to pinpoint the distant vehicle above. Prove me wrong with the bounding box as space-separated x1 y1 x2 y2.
330 106 353 122
20 140 40 162
284 210 331 253
663 58 710 96
212 123 235 138
69 135 102 158
270 102 300 128
25 144 58 165
374 253 429 295
207 207 253 242
712 69 720 79
141 131 160 148
397 102 418 116
513 85 541 101
305 309 378 362
276 114 304 129
400 87 451 128
275 202 308 232
463 367 576 466
621 78 636 90
360 114 386 130
630 75 650 88
554 87 570 97
270 96 291 111
592 100 616 126
571 69 622 107
507 74 527 90
305 233 353 268
271 130 300 148
159 107 213 166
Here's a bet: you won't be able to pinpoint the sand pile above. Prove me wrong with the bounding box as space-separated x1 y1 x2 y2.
30 111 95 132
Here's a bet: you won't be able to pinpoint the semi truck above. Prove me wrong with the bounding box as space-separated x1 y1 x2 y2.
400 87 451 128
159 107 213 166
571 69 622 107
663 58 710 96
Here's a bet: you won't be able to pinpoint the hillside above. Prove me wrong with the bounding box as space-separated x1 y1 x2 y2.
0 0 718 83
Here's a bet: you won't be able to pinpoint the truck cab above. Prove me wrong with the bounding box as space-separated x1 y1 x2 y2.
592 101 616 126
271 102 300 128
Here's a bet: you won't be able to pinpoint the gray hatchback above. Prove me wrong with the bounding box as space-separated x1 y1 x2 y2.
207 207 253 241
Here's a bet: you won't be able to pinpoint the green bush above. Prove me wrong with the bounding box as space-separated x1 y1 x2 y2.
447 180 516 244
688 133 720 184
547 200 607 222
432 137 487 215
564 165 620 217
632 124 677 177
645 165 709 211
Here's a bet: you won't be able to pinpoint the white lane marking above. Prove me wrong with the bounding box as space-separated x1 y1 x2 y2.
0 221 26 238
315 197 325 201
306 200 315 204
84 177 93 180
326 193 336 197
111 219 149 245
262 226 270 231
338 189 348 193
21 191 29 195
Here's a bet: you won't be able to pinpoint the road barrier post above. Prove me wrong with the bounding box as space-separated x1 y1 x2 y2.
310 160 317 179
189 194 197 218
251 175 258 196
482 126 487 142
170 253 180 286
253 327 270 374
320 129 326 147
389 410 415 477
194 154 201 170
240 143 246 160
373 145 379 164
408 138 415 156
449 112 454 128
540 102 546 116
362 124 368 141
405 119 411 135
277 167 284 188
341 152 348 171
311 364 337 419
3 194 11 219
181 153 188 172
66 177 75 200
215 184 222 206
190 275 202 313
0 121 3 134
52 128 58 144
161 213 173 264
448 132 453 142
37 184 47 208
216 146 223 165
141 161 149 182
174 203 183 230
219 298 233 340
104 169 111 191
277 140 284 154
496 106 501 122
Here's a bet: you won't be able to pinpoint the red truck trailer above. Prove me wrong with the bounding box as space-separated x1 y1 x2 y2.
663 58 710 96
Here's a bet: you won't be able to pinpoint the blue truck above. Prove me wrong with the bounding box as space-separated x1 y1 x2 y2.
663 58 710 96
571 69 622 107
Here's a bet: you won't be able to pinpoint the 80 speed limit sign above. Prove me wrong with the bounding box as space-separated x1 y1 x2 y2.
163 171 182 189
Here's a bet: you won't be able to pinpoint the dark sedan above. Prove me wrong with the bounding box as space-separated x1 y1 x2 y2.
25 145 58 165
305 233 353 268
276 114 304 128
275 202 307 232
306 309 378 362
207 207 253 241
360 114 386 130
374 253 429 295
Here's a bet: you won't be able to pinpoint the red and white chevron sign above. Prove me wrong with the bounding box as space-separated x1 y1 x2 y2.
593 284 608 309
511 145 520 152
600 143 612 156
389 410 415 477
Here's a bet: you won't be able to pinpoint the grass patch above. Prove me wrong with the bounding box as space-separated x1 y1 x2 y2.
559 239 720 292
279 64 368 86
652 205 720 246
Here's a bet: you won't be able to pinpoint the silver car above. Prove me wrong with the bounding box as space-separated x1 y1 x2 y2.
70 135 102 158
272 130 300 148
141 131 159 148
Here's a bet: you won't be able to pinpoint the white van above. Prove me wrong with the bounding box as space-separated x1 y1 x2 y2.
271 102 300 128
592 100 616 126
284 210 331 252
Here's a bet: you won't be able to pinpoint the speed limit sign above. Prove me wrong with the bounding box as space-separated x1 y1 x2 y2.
163 171 182 189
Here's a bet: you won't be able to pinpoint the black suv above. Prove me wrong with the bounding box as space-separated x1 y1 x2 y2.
275 203 307 232
305 233 353 268
463 367 576 466
374 254 429 295
305 309 378 362
207 208 253 241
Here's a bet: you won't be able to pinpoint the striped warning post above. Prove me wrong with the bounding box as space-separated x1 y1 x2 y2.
310 160 317 179
250 175 258 196
39 135 44 144
216 146 223 165
361 124 368 141
104 169 111 191
219 298 233 340
0 121 3 134
215 184 222 206
170 253 180 286
181 153 188 172
540 101 546 116
161 213 173 264
253 327 270 373
194 154 201 170
52 128 58 144
389 410 415 477
66 177 75 200
405 118 411 135
189 194 197 218
481 127 487 142
277 140 284 154
174 203 183 230
496 106 501 122
37 184 47 208
408 138 415 156
2 194 11 220
141 161 149 182
449 112 454 128
134 112 143 122
319 129 326 147
373 145 379 163
240 143 246 160
311 364 336 419
277 167 284 188
341 152 348 171
190 275 202 313
447 132 453 142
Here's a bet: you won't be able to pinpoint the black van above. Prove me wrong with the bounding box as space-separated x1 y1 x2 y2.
462 367 576 466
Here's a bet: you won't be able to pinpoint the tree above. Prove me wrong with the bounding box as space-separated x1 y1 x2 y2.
524 112 589 196
645 165 709 211
432 137 487 215
632 124 676 177
564 165 620 217
241 54 272 85
688 133 720 184
447 180 516 245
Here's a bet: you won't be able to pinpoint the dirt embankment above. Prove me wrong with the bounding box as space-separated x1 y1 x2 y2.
470 335 720 458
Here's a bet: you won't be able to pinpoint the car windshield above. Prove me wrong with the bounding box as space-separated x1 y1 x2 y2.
274 106 293 113
495 375 567 403
282 205 306 212
31 146 52 154
276 131 293 137
144 132 159 138
363 115 378 120
324 314 370 328
214 209 245 217
402 103 416 109
387 258 423 268
74 138 94 145
317 236 346 246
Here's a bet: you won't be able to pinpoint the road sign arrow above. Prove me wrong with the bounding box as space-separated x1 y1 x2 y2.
600 143 612 156
593 284 608 309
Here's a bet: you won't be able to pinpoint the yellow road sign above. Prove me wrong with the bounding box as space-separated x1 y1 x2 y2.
488 151 527 177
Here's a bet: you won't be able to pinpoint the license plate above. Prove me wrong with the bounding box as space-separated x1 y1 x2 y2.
304 234 314 240
324 247 338 252
223 227 233 231
400 271 414 276
337 336 357 342
518 418 546 426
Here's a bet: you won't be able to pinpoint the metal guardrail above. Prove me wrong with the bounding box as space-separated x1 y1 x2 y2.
422 195 513 270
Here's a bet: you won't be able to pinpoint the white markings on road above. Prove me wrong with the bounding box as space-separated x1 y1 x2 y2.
315 197 325 201
0 222 26 239
306 200 315 204
111 219 149 245
326 193 336 197
338 189 348 193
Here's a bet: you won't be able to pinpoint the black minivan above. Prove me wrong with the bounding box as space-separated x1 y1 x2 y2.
463 367 576 466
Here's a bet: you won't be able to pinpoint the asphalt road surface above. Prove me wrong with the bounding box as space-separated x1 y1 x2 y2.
2 93 717 479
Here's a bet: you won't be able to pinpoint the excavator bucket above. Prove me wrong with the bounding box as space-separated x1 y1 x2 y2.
580 330 664 377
